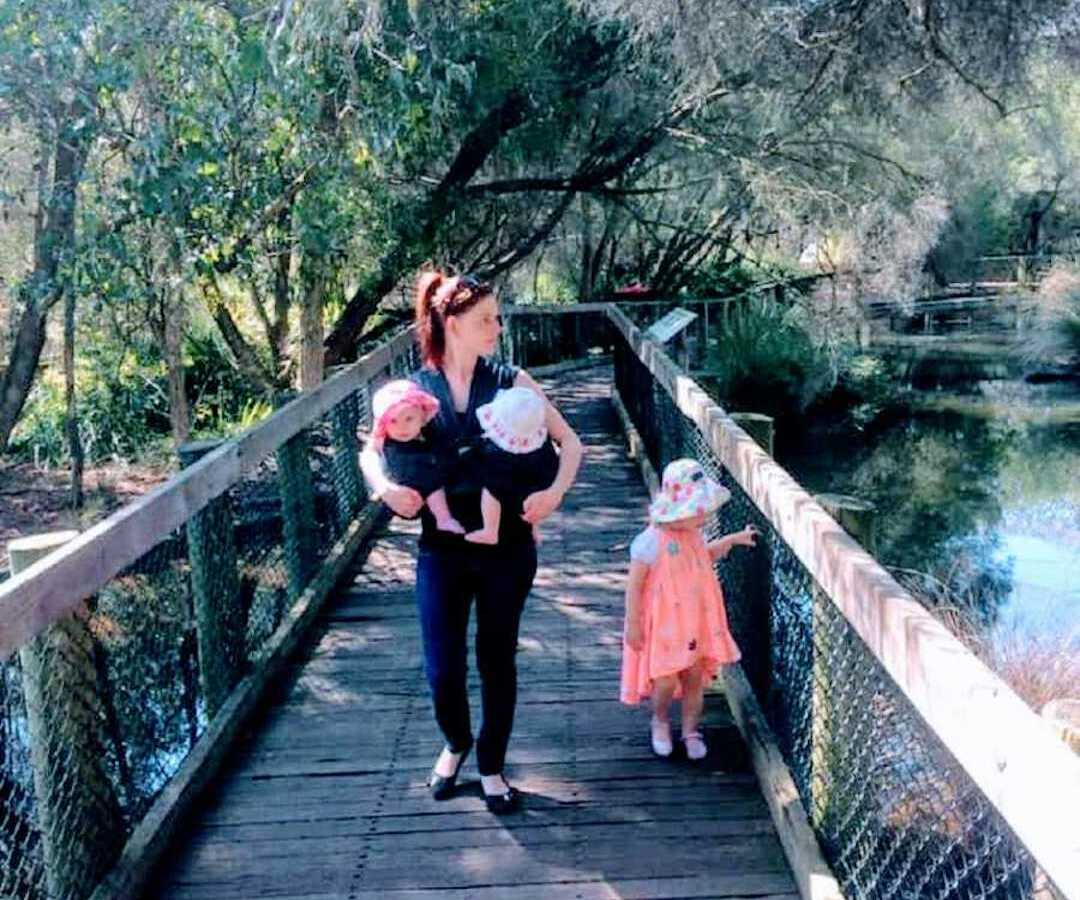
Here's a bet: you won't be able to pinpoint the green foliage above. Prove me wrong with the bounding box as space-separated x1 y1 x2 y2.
183 331 270 437
702 294 833 419
10 344 172 466
4 0 1080 473
1029 262 1080 367
680 259 759 299
8 324 275 465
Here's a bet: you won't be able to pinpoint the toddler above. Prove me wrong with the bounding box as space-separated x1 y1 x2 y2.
466 385 560 545
621 458 758 760
370 379 464 534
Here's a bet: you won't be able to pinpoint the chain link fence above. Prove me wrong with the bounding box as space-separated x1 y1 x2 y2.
612 307 1060 900
0 329 418 900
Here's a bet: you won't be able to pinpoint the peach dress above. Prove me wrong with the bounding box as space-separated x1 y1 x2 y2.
620 525 741 704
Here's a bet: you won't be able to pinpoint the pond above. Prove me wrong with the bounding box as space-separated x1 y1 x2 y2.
779 381 1080 649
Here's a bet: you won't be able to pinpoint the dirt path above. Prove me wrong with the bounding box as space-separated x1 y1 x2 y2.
0 460 172 571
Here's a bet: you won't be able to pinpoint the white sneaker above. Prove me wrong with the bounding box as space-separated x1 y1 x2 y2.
683 730 707 761
650 716 673 757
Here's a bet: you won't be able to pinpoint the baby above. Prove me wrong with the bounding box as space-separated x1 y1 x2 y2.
466 386 559 545
370 379 464 534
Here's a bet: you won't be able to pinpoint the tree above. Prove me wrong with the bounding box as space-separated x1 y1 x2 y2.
0 0 174 452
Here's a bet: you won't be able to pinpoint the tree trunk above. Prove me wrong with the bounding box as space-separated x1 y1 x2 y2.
0 105 90 452
579 196 594 302
204 279 278 394
268 207 293 377
299 266 325 391
164 295 190 446
0 305 48 451
63 285 83 508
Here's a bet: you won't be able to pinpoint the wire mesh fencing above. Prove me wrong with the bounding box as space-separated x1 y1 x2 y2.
611 307 1058 900
0 328 417 900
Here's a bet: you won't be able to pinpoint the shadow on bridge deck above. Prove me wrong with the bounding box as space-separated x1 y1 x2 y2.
146 368 798 900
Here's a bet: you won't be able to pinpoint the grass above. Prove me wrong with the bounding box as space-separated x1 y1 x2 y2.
894 567 1080 713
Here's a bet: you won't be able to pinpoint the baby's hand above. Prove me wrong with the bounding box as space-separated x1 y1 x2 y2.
625 617 644 652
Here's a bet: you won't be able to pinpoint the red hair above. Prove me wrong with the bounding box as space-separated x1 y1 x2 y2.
414 268 493 368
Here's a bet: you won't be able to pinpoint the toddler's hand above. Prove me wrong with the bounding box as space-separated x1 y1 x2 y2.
734 524 759 548
625 618 644 652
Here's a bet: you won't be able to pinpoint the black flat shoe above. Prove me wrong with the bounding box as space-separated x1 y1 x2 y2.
482 776 520 815
428 743 472 800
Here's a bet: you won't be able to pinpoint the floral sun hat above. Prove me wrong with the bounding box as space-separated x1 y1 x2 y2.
371 379 440 439
649 458 731 524
476 386 548 454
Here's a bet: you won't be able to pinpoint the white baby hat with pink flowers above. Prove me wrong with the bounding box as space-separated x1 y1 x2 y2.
476 386 548 454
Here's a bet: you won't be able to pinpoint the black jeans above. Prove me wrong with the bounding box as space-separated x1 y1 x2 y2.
415 540 538 775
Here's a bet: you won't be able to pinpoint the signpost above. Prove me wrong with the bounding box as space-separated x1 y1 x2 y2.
644 307 698 344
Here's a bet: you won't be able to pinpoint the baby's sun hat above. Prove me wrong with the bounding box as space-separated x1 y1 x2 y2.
649 458 731 523
476 386 548 454
371 379 440 439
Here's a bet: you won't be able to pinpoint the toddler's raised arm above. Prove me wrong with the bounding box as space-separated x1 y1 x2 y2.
707 525 758 561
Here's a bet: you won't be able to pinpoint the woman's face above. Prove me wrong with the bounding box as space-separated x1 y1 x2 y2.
446 295 502 358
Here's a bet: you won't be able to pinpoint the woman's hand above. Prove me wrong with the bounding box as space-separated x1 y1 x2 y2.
625 617 644 652
381 483 424 518
521 486 564 525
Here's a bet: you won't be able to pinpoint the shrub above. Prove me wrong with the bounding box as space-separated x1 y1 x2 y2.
184 330 270 437
1027 262 1080 367
702 293 834 419
10 346 172 466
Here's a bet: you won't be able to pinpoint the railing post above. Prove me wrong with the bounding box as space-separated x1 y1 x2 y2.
9 531 124 900
179 439 246 717
275 393 319 598
808 494 877 831
730 412 775 457
694 302 708 368
817 493 876 555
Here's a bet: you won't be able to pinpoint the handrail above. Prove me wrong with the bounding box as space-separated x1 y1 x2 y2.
606 303 1080 898
0 326 416 661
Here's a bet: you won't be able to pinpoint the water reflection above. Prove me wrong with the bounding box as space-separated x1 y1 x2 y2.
782 406 1080 641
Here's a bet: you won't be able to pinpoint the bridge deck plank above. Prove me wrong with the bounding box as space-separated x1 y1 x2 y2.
146 369 798 900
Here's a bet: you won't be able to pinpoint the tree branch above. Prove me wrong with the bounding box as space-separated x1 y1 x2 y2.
203 276 277 393
477 191 576 280
213 163 316 275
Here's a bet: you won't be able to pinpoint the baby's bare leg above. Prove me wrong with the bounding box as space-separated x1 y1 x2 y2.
465 488 500 545
426 488 465 534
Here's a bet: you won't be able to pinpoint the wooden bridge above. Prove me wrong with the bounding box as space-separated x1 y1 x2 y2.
145 370 800 899
2 305 1078 900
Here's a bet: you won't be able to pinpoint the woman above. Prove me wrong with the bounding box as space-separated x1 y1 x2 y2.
360 270 583 813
